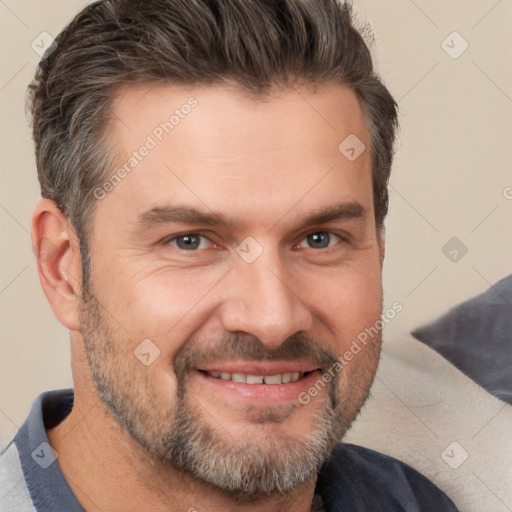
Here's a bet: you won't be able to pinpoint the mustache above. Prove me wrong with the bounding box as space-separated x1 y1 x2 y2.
172 331 339 379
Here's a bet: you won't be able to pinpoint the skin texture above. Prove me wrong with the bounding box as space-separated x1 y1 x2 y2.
33 83 385 512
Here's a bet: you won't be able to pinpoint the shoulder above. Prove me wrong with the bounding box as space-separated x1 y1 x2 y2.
316 443 459 511
0 441 36 511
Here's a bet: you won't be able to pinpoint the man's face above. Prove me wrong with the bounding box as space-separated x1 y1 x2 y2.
79 83 384 499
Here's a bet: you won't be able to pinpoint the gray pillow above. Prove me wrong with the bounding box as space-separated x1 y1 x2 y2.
412 274 512 404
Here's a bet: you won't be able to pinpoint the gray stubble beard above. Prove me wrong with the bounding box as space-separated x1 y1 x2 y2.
79 289 380 503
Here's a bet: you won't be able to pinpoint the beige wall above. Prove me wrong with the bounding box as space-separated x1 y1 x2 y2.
1 0 511 440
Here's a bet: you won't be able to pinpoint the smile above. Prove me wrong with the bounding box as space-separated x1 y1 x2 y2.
202 371 313 384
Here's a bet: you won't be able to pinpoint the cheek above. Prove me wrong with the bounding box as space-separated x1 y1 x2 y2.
298 260 382 351
96 266 226 346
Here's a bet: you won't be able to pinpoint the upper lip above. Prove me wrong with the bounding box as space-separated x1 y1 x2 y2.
196 361 321 376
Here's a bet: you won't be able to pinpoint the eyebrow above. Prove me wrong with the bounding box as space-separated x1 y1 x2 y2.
135 201 366 232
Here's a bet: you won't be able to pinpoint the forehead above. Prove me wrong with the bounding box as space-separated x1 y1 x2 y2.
99 82 373 231
108 82 368 153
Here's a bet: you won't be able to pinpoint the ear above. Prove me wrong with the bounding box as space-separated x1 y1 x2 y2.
32 199 83 331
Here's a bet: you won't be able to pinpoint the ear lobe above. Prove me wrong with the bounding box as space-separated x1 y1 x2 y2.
32 199 83 331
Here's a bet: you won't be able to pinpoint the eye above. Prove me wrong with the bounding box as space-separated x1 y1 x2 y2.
166 233 214 251
296 231 342 250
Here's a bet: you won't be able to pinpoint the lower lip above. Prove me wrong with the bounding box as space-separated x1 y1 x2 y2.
193 369 324 405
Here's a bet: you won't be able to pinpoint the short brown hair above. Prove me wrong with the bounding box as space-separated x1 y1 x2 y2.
28 0 398 287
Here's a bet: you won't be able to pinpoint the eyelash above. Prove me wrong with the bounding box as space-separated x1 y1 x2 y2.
162 230 345 252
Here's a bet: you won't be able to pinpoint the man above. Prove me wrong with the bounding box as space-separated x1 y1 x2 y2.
0 0 459 510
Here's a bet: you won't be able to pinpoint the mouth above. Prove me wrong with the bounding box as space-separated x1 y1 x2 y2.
192 362 324 405
198 370 315 385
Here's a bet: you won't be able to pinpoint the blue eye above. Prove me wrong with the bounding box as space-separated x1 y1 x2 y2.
167 234 213 251
298 231 341 250
164 231 342 253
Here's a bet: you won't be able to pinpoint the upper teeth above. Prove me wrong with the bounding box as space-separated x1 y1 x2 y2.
206 371 302 384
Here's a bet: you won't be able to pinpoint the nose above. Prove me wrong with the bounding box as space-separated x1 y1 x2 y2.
219 251 313 349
